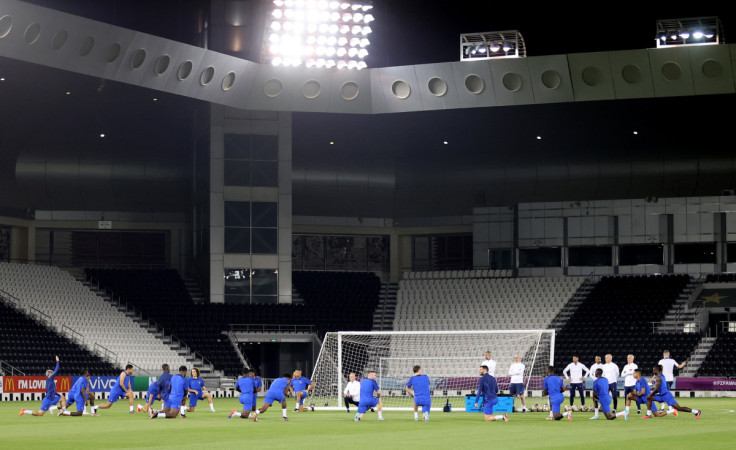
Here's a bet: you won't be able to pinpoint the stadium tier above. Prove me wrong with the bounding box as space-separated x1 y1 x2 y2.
554 275 700 374
85 269 380 376
0 262 189 373
0 298 117 376
696 332 736 377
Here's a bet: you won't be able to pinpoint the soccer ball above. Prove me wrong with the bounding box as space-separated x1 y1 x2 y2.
565 405 571 412
573 405 581 412
582 405 590 412
542 404 550 412
532 404 540 412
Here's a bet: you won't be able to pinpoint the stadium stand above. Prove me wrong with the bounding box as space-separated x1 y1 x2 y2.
696 332 736 377
0 297 118 376
554 275 701 375
85 269 381 376
0 262 188 373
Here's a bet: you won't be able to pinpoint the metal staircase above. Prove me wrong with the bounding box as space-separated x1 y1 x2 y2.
656 276 705 334
372 283 398 331
679 336 717 377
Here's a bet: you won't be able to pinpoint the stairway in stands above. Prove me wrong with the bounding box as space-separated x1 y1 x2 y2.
656 276 704 333
680 336 717 377
372 283 398 331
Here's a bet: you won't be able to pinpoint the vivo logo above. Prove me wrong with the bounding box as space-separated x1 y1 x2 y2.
90 378 117 390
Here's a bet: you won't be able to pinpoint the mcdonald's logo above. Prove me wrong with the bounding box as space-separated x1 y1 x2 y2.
57 377 71 392
5 377 16 392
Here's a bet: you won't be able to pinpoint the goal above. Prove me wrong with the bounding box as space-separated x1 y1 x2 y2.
310 330 555 411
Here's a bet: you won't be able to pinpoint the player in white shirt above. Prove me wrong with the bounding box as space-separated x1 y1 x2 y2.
482 351 497 377
508 355 528 412
343 373 361 413
563 355 590 407
602 354 620 412
620 354 640 414
658 350 686 390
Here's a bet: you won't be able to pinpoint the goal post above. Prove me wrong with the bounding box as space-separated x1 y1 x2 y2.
310 330 555 411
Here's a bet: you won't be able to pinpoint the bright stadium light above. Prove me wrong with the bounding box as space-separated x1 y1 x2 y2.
655 17 723 48
265 0 373 69
460 30 526 60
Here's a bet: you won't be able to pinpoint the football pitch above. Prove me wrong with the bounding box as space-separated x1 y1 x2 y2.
3 397 735 449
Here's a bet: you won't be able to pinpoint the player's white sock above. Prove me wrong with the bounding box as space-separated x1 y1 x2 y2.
82 409 89 415
414 412 418 419
377 411 383 419
562 412 569 417
209 403 215 412
129 405 134 412
282 408 287 418
231 411 241 417
692 409 699 414
594 408 599 417
615 411 626 417
625 406 630 413
182 406 189 412
156 412 166 418
494 415 504 420
23 410 33 415
646 410 652 415
62 411 71 416
548 410 553 417
49 406 58 412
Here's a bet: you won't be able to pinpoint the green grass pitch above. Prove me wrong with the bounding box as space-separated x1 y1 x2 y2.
3 397 735 449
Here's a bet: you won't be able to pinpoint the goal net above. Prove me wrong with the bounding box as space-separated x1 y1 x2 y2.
310 330 554 411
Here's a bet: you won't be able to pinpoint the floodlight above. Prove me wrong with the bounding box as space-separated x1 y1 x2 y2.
460 30 525 60
655 17 723 48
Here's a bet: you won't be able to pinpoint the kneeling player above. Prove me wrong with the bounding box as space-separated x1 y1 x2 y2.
229 368 255 419
474 365 508 422
543 366 571 421
590 368 616 420
138 379 161 413
20 356 67 417
356 371 384 421
644 365 701 419
289 369 313 412
406 365 431 422
253 373 292 422
58 370 93 417
150 366 188 419
97 364 135 414
186 368 216 413
622 369 656 419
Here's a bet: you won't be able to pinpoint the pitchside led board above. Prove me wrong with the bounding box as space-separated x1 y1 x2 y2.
0 376 150 393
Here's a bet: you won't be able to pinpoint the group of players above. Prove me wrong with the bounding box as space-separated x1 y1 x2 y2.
17 350 703 423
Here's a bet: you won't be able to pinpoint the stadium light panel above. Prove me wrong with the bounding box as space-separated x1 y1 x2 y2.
265 0 373 69
460 30 526 60
655 17 722 48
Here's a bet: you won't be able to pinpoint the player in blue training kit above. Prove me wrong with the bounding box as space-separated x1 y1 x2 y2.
591 368 616 420
644 365 701 419
543 366 571 421
355 371 384 421
186 368 216 413
230 368 256 419
623 369 656 420
253 373 292 421
474 365 508 422
97 364 135 414
289 369 314 412
150 366 188 419
250 370 262 412
58 370 92 416
139 364 172 413
20 356 68 416
406 365 432 422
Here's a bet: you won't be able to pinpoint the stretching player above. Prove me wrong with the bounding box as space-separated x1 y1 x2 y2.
590 368 616 420
138 378 161 413
289 369 313 412
621 354 640 414
253 373 292 421
474 365 508 422
508 355 528 412
543 366 571 421
97 364 135 414
186 368 216 413
344 372 361 413
622 369 656 419
149 366 188 419
644 365 701 419
602 354 620 412
230 368 255 419
562 355 589 407
57 370 93 417
20 356 67 416
406 365 431 422
251 370 262 412
355 371 384 421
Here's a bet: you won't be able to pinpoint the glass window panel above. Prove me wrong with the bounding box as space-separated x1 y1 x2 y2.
619 244 663 265
225 268 251 295
252 228 277 254
224 201 251 227
251 161 278 187
519 247 561 268
225 228 250 253
252 202 278 228
224 160 251 186
251 135 278 160
252 269 278 295
569 246 613 266
224 134 250 159
674 243 716 264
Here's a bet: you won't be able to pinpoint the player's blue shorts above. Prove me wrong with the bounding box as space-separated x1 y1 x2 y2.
189 392 204 407
165 395 183 410
295 390 308 404
509 383 524 395
549 395 564 413
358 397 379 414
414 395 431 413
108 386 127 403
66 392 86 412
652 393 676 406
239 393 253 410
483 397 498 415
264 391 285 406
40 393 62 411
598 395 612 413
638 396 658 412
